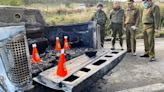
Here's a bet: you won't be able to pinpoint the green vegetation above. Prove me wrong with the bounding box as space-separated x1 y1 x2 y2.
27 4 95 25
0 0 22 6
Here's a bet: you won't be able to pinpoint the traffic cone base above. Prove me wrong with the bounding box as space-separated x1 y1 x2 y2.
57 68 68 77
32 59 37 64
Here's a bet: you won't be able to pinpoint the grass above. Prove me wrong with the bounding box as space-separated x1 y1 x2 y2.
45 8 94 25
27 3 95 25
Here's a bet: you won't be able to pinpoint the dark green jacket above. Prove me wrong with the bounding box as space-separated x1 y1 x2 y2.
91 10 107 26
109 8 124 24
125 7 140 27
142 4 160 29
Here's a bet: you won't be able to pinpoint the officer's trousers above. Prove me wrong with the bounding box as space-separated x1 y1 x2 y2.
100 25 105 47
111 23 123 47
143 24 155 58
126 24 136 53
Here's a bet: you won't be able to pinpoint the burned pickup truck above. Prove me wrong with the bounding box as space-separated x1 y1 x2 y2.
0 7 126 92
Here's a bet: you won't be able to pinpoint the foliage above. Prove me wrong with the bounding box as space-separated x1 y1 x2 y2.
27 4 95 25
0 0 22 6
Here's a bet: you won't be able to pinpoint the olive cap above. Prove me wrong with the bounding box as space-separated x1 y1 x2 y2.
97 3 103 7
127 0 134 3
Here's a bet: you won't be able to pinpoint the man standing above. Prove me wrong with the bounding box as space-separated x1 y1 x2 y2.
124 0 140 55
109 1 124 50
140 0 160 62
91 3 107 47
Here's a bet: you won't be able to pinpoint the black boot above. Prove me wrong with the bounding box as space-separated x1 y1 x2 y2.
140 54 149 58
127 50 131 53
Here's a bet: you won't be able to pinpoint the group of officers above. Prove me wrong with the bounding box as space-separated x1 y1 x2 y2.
91 0 161 62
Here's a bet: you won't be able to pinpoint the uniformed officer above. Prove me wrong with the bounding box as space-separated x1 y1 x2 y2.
109 1 124 50
91 3 107 47
140 0 160 62
124 0 140 55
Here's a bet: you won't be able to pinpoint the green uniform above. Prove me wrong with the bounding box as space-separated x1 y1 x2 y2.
125 7 140 52
92 10 107 47
142 4 160 58
109 8 124 47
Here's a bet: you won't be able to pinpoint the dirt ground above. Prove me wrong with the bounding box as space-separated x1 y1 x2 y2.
89 38 164 92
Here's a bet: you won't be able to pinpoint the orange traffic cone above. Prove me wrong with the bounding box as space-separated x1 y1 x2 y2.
55 37 61 51
64 36 70 50
56 49 68 77
32 44 41 64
